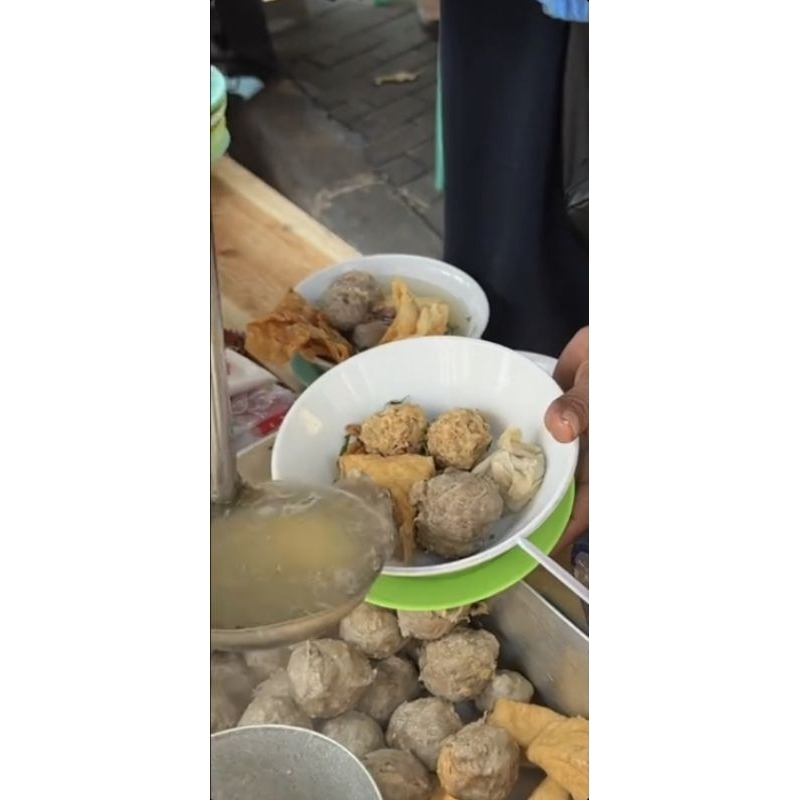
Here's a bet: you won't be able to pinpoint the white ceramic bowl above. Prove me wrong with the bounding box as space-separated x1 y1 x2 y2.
295 253 490 339
272 337 579 577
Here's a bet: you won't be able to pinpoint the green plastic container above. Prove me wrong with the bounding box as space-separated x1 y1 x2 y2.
211 66 231 163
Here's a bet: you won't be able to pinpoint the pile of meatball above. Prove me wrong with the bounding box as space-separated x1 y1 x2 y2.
211 603 536 800
357 404 506 559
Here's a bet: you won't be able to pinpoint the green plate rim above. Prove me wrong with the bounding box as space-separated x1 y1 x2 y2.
366 481 575 611
290 354 325 387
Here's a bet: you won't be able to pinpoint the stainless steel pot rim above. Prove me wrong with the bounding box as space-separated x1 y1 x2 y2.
211 723 382 798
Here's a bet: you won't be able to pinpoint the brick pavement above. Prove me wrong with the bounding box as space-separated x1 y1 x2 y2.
270 0 443 244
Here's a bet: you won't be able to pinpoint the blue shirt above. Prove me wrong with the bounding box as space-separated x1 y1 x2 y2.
539 0 589 23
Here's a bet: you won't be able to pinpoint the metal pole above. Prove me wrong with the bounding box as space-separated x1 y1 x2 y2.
211 219 239 504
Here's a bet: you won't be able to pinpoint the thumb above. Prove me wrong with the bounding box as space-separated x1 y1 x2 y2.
545 361 589 443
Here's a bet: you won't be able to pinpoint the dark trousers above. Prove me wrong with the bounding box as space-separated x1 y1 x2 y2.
212 0 281 83
440 0 589 357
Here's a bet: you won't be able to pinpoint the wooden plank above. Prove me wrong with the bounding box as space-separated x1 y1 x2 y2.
211 156 359 332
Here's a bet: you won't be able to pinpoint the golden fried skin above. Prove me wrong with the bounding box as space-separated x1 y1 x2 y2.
427 409 493 470
360 404 429 456
338 453 436 563
244 289 354 366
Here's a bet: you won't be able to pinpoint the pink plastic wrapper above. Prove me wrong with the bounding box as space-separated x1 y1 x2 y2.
230 383 297 453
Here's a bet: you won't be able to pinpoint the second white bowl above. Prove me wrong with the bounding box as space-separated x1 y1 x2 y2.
295 253 490 339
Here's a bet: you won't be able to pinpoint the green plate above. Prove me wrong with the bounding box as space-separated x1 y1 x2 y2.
367 482 575 611
290 354 327 387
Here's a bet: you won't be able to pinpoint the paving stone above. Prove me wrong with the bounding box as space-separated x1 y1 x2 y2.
405 107 435 140
367 117 435 165
276 1 412 58
317 66 430 109
310 25 388 68
408 139 435 170
319 182 443 257
329 97 374 125
369 16 430 62
379 155 428 187
373 41 437 77
233 0 443 250
409 79 437 106
400 172 439 210
316 48 386 88
422 195 445 237
358 93 427 138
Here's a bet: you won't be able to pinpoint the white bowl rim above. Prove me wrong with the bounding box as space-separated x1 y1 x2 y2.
271 336 579 577
294 253 490 339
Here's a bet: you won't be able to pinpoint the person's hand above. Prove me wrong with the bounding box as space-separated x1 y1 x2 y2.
544 327 589 550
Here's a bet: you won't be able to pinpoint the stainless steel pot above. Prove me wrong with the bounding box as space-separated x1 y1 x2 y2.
211 725 382 800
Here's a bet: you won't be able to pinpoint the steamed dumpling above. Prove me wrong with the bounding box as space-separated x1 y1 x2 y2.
472 427 546 512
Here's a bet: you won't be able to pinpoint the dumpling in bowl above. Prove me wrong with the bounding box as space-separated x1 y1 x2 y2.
472 427 546 512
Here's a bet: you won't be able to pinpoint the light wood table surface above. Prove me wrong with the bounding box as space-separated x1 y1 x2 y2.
212 155 358 333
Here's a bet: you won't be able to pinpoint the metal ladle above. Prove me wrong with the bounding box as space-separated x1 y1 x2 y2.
210 222 388 651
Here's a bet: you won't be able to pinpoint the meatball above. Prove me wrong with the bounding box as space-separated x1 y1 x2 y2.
237 694 313 730
359 403 428 456
475 670 535 713
211 651 255 711
362 749 433 800
437 722 520 800
320 271 382 332
340 603 406 659
242 647 290 683
419 628 500 702
412 471 504 558
402 639 425 665
320 711 386 758
352 319 391 350
427 409 493 470
251 667 293 700
397 606 473 641
211 683 240 733
287 639 375 718
357 656 421 725
387 697 464 771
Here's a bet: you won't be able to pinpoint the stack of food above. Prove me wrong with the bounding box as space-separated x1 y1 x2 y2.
244 271 454 368
336 402 547 565
211 602 588 800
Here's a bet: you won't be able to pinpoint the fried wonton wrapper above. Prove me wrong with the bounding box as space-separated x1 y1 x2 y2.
489 700 566 749
245 290 354 366
339 453 435 563
380 281 450 344
526 717 589 800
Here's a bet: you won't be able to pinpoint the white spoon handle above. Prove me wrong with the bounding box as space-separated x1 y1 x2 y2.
516 538 590 606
